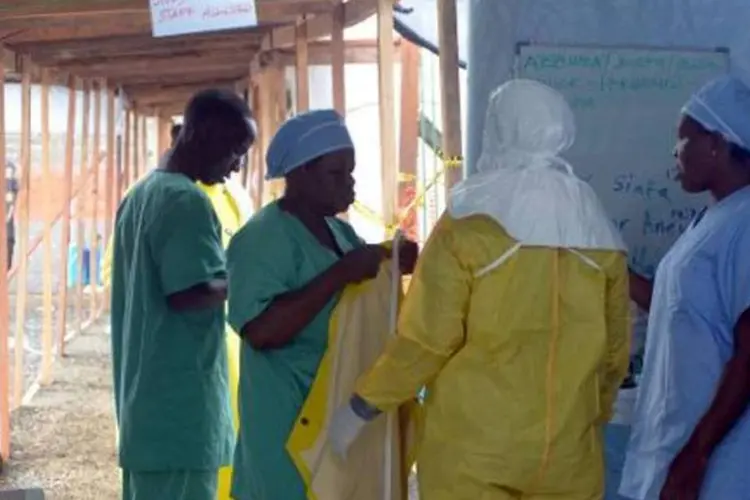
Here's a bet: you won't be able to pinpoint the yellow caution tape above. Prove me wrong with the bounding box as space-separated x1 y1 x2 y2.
352 152 463 237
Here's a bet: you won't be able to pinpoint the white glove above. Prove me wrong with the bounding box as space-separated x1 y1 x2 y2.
328 402 368 460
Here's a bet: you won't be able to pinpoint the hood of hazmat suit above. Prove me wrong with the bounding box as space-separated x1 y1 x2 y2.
287 253 417 500
354 79 631 500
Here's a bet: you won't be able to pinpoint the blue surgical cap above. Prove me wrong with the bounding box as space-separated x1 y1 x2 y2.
682 75 750 151
265 109 354 180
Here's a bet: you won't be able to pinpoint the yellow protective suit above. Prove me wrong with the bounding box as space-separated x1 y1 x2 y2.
355 213 630 500
103 176 252 500
286 262 417 500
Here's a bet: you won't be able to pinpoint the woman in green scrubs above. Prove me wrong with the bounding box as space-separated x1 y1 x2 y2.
226 109 417 499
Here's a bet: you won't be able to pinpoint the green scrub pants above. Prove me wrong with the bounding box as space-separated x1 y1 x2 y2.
122 469 219 500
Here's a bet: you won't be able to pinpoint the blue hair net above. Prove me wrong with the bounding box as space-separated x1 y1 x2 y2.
265 109 354 180
682 75 750 151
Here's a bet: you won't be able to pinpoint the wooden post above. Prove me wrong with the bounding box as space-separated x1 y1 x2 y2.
271 65 288 200
377 0 398 237
123 111 131 193
0 45 11 461
398 41 421 242
141 116 149 172
251 85 264 210
331 3 346 116
295 16 310 113
257 73 274 206
40 68 55 384
133 109 140 182
331 2 348 221
89 81 102 316
158 114 171 156
437 0 463 191
12 58 33 408
75 79 91 332
104 85 116 251
273 66 288 125
243 77 254 192
56 74 78 357
104 85 116 308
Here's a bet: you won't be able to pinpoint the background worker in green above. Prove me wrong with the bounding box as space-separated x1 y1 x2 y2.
110 88 255 500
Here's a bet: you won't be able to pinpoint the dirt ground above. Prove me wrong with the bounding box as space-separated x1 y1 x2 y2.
0 316 420 500
0 320 119 500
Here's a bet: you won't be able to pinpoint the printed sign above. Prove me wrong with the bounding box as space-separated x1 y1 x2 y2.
149 0 258 37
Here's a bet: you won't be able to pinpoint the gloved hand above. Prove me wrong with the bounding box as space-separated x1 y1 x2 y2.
328 401 369 460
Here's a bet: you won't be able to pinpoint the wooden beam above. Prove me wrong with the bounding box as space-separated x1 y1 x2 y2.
0 0 373 46
89 80 103 316
104 84 116 246
0 0 334 22
13 31 265 56
130 81 241 107
277 39 402 66
40 68 55 384
0 45 10 462
257 71 274 205
1 16 153 44
331 2 346 115
74 79 91 333
34 42 262 67
12 56 32 409
268 0 377 49
56 52 256 77
398 40 420 241
56 74 77 357
123 111 131 191
126 79 241 98
377 0 397 237
437 0 463 190
117 69 250 88
294 17 309 112
133 108 140 181
249 84 263 207
157 115 171 157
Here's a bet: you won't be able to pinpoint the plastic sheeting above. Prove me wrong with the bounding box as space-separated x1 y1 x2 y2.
467 0 750 175
393 0 468 67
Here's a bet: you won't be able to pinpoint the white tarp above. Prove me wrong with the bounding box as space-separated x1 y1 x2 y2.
393 0 468 67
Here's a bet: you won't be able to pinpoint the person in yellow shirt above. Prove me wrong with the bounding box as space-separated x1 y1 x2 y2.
102 121 254 500
328 80 631 500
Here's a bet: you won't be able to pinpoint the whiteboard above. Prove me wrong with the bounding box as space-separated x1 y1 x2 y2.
149 0 258 37
516 43 729 276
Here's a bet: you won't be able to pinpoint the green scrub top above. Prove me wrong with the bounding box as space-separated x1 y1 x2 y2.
226 201 362 499
111 170 234 471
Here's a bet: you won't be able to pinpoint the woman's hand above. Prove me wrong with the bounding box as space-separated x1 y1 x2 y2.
336 244 390 284
398 239 419 275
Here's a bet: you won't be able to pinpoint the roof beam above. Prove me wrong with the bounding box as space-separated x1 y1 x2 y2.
11 30 266 55
113 67 249 86
0 0 377 47
269 0 378 49
128 80 241 104
0 0 334 23
272 38 400 65
40 44 260 67
59 51 254 77
40 39 394 72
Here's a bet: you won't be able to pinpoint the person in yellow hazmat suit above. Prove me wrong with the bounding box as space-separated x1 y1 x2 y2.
328 79 632 500
102 122 254 500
